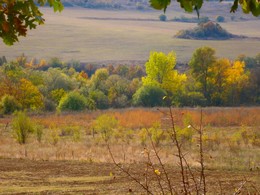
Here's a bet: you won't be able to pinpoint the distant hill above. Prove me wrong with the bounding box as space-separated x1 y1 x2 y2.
61 0 150 10
175 21 246 40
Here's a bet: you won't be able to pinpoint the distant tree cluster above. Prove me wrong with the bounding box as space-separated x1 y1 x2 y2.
0 47 259 114
175 21 243 40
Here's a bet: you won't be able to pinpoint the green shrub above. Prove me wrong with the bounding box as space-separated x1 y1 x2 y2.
89 90 109 109
92 114 118 142
180 92 207 106
58 91 87 111
175 21 234 40
35 124 44 143
216 15 225 22
43 98 56 111
138 124 165 146
12 111 35 144
133 85 167 107
49 126 60 145
49 57 64 68
0 95 21 114
150 123 165 146
159 14 167 21
60 126 81 142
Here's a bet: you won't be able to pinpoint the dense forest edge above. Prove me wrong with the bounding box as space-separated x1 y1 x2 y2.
0 46 259 115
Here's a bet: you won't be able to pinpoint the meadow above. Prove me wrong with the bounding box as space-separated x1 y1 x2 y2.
0 3 260 64
0 2 260 194
0 107 259 194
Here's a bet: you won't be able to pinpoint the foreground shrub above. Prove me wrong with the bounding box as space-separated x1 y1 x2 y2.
12 111 35 144
92 114 118 141
58 92 87 111
0 95 21 114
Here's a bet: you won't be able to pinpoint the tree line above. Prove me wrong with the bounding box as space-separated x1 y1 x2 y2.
0 46 259 114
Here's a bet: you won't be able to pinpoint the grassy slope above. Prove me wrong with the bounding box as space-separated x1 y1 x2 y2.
0 2 259 64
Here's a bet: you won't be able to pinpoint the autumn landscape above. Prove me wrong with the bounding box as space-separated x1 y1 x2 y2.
0 0 260 194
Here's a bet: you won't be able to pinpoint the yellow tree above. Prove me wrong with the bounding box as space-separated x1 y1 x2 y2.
225 60 250 105
208 59 249 105
18 78 44 110
208 58 230 105
142 51 187 97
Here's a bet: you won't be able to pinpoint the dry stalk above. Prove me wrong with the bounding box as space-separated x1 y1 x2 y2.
106 143 153 194
168 106 188 194
190 109 206 194
146 149 165 194
145 128 175 195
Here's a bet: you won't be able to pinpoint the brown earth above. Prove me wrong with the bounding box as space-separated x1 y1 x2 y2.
0 158 259 194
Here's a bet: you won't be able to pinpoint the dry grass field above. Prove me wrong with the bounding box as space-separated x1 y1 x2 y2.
0 107 259 194
0 3 259 64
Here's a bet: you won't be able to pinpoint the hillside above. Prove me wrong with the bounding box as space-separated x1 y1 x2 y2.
61 0 150 10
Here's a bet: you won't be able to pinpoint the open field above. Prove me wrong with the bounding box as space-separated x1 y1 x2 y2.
0 107 259 193
0 3 260 64
0 158 259 194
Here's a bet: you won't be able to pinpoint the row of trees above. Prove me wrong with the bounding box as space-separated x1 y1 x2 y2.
0 47 259 114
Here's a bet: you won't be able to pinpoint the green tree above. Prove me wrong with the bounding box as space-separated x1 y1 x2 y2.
133 85 167 107
142 51 187 98
58 91 87 111
0 95 21 114
89 68 109 91
189 47 216 104
89 90 109 109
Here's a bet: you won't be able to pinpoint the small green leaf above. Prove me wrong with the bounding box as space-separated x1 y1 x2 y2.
230 0 239 13
149 0 171 12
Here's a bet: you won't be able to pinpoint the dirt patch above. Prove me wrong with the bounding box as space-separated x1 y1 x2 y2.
0 158 259 194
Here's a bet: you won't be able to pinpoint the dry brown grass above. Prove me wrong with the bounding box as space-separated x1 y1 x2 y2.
0 107 259 194
2 107 255 129
0 107 259 168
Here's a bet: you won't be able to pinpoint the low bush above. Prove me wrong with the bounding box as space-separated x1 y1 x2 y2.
159 14 167 21
216 15 225 22
12 111 35 144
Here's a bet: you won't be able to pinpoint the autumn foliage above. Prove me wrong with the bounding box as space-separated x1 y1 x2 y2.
0 48 259 115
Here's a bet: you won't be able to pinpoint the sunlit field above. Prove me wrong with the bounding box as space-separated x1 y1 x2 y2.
0 107 259 194
0 4 260 64
1 1 260 193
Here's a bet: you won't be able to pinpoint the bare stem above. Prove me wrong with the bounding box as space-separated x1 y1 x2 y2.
169 106 188 195
106 143 153 195
198 109 206 194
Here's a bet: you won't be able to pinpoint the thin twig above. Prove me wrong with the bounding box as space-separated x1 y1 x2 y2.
182 155 199 194
106 143 153 195
169 106 188 194
146 150 165 195
146 128 174 195
198 109 206 195
233 180 247 195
